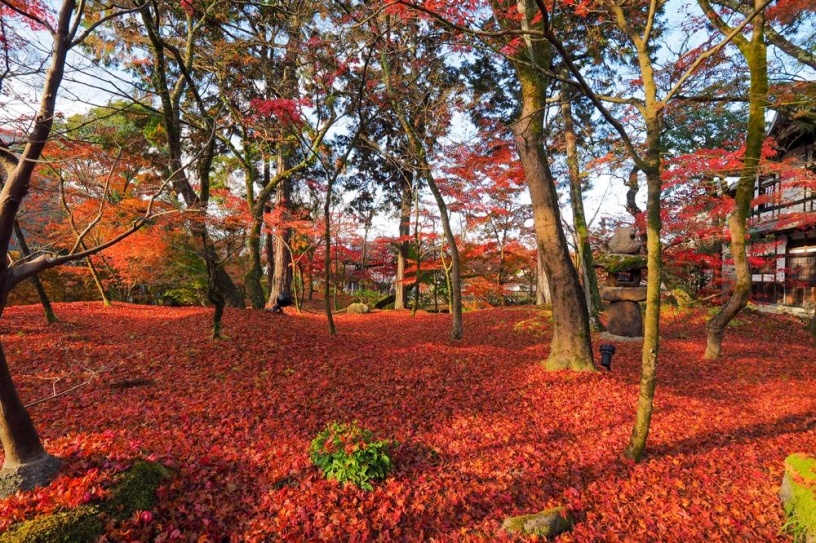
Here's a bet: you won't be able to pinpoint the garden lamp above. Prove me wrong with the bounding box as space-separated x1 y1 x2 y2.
599 344 615 371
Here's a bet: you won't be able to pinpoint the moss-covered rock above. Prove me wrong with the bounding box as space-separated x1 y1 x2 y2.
346 302 370 314
594 253 647 273
780 453 816 543
502 506 575 538
103 460 172 518
0 506 101 543
0 460 171 543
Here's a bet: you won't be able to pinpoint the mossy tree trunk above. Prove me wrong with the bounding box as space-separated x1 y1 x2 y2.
560 76 602 330
624 155 662 461
700 0 767 359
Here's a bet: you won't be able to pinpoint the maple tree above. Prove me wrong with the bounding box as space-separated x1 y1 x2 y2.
445 138 535 304
0 0 173 493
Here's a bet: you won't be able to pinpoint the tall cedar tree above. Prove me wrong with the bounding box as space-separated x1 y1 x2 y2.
376 14 464 338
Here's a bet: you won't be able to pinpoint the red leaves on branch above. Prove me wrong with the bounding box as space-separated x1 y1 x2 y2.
248 98 307 127
0 304 813 540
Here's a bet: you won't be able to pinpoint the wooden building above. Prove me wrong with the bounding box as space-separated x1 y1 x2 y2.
749 105 816 310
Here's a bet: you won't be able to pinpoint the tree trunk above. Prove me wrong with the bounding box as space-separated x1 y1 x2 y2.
0 0 76 495
424 171 463 339
626 166 642 221
0 341 60 496
412 187 421 316
13 222 57 323
512 64 594 371
265 210 275 296
703 0 767 359
244 161 268 310
394 175 412 310
624 159 662 462
324 166 337 335
245 215 266 310
85 254 111 306
536 249 552 305
268 177 293 306
560 78 602 330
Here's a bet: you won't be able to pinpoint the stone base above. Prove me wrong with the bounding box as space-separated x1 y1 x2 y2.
0 454 61 498
606 300 643 337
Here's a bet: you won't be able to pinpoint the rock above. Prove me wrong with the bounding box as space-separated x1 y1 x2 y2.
606 301 643 337
346 302 370 314
600 286 648 302
780 453 816 543
608 227 641 254
503 506 574 538
0 454 61 499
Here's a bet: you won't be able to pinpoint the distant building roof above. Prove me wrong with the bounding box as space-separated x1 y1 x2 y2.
767 82 816 153
751 214 816 235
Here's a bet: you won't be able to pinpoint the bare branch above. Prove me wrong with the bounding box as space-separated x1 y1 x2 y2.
24 364 120 408
664 0 771 103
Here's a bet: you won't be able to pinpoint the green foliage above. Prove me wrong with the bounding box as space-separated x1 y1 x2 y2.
309 421 393 491
351 288 385 306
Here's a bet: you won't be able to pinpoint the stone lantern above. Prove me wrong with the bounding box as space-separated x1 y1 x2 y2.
595 227 647 338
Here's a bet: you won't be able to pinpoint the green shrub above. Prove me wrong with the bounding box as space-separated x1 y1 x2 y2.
351 289 385 307
309 421 393 491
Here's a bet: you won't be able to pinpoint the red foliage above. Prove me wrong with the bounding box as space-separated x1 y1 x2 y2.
0 304 813 540
248 98 307 127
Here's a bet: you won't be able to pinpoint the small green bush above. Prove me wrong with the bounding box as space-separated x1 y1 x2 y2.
351 289 385 307
309 421 393 491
